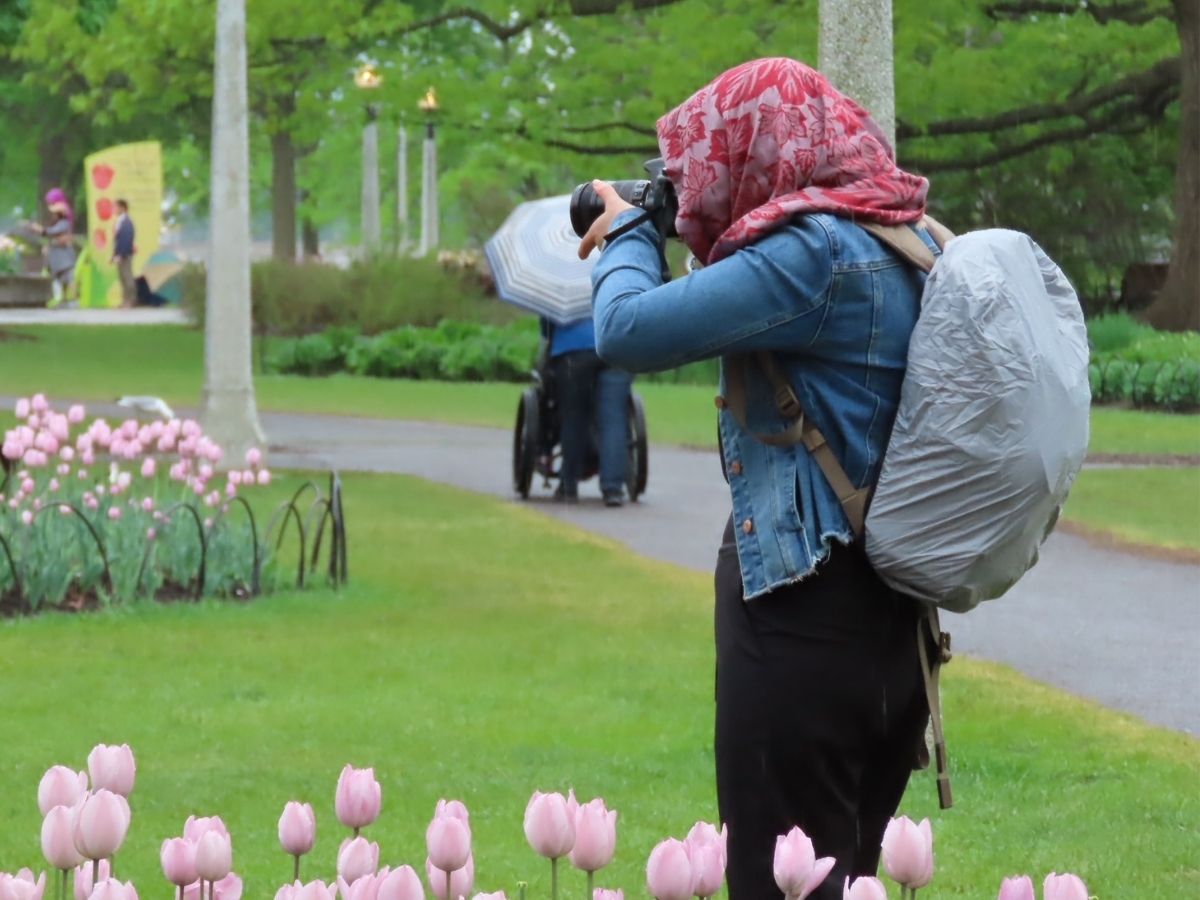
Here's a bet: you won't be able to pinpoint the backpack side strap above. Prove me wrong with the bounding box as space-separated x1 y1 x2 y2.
918 605 955 809
722 352 870 537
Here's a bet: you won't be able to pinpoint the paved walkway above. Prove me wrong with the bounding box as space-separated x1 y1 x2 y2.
0 308 188 326
260 412 1200 735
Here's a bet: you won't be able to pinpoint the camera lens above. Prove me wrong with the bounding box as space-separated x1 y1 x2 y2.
569 179 652 238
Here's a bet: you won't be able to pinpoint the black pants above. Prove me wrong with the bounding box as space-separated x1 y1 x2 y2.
714 518 927 900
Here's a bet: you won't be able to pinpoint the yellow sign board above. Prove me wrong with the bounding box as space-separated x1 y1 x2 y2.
79 141 163 308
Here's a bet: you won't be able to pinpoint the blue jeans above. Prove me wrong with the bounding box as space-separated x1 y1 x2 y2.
596 366 632 494
552 351 632 495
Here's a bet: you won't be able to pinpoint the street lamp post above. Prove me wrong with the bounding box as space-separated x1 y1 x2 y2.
417 87 439 257
201 0 264 462
397 122 409 252
354 63 383 255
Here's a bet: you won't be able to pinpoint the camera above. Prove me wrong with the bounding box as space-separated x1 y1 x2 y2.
569 158 678 240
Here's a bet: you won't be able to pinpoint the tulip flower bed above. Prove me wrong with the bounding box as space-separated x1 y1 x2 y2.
0 476 1196 898
9 745 1091 900
0 395 346 614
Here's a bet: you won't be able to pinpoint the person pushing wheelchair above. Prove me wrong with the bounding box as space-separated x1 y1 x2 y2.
539 315 633 507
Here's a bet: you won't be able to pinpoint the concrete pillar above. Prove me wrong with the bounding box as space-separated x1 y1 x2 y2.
418 121 438 256
361 111 381 254
819 0 896 148
397 125 409 252
201 0 264 464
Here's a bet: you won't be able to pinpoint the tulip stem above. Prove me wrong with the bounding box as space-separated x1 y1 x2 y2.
551 857 558 900
586 870 593 900
293 854 301 883
58 868 66 900
177 885 183 900
446 869 452 900
91 860 97 887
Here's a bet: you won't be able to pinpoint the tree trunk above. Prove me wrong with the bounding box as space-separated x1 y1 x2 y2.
270 125 297 261
301 217 320 259
819 0 895 148
36 129 69 223
1145 0 1199 331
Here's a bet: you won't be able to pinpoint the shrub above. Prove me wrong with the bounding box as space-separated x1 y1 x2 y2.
1086 312 1157 355
182 256 514 336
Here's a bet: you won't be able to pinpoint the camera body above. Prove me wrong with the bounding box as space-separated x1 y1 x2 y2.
569 158 678 241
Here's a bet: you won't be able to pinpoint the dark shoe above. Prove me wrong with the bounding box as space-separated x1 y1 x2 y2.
555 484 579 504
603 490 625 508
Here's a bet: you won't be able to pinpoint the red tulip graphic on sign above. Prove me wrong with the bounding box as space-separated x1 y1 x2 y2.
93 229 108 250
92 164 115 190
96 198 114 221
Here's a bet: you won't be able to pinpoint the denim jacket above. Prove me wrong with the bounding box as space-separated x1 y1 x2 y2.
591 209 936 599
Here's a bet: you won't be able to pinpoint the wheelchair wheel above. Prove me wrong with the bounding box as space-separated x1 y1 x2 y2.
513 387 540 499
626 391 649 502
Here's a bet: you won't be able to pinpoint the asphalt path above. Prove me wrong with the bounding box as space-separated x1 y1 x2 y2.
261 412 1200 736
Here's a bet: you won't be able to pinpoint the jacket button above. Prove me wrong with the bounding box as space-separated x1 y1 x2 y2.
742 518 753 535
714 395 727 410
730 461 743 476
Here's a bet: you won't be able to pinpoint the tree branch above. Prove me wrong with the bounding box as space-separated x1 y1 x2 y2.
985 0 1174 25
897 56 1180 139
902 98 1168 172
560 120 659 137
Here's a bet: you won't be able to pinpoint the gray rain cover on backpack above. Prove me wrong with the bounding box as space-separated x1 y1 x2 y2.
864 229 1091 613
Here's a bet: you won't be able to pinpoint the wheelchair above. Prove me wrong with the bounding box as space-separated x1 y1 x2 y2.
512 356 649 502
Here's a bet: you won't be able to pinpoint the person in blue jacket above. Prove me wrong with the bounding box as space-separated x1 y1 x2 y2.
541 316 632 506
577 58 938 899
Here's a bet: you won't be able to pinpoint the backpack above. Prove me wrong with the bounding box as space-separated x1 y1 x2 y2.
723 216 1092 807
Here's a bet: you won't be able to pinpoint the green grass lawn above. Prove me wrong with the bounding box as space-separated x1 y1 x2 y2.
3 325 1197 456
1 473 1197 898
1064 467 1200 551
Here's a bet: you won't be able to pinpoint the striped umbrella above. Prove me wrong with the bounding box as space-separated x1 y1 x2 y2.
484 194 597 325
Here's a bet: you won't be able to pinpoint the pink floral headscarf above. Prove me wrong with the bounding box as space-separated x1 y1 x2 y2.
656 57 928 264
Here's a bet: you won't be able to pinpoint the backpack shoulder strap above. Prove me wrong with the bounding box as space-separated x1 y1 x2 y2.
722 352 869 536
859 215 957 274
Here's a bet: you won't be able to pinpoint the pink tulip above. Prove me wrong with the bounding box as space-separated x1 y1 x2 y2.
23 450 46 467
48 478 59 492
376 866 424 900
58 464 71 476
32 394 48 413
337 837 379 885
880 816 933 890
335 766 382 830
225 482 237 498
87 745 135 797
569 798 617 873
228 471 242 486
38 767 88 816
72 860 109 900
257 469 272 486
184 874 242 900
196 830 233 882
646 839 693 900
773 826 835 900
592 892 623 900
278 802 316 856
161 837 199 886
3 441 21 460
146 528 157 541
85 748 134 796
684 822 726 898
470 894 506 900
524 791 575 859
425 805 471 874
425 855 473 900
15 398 30 418
240 469 255 486
141 498 154 512
17 426 35 446
49 416 70 441
1043 873 1088 900
107 508 121 521
42 806 85 869
998 876 1035 900
68 405 85 424
0 870 47 900
842 877 887 900
291 882 335 900
141 458 156 478
72 790 130 860
338 870 387 900
274 886 297 900
86 880 138 900
246 448 262 467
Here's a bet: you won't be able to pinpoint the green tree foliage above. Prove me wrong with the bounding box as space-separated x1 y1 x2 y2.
4 0 1185 310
